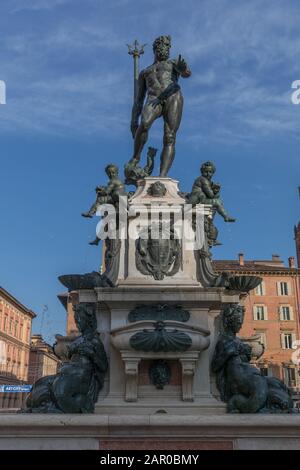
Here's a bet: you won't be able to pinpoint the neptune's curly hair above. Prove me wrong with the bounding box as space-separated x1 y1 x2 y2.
153 35 171 52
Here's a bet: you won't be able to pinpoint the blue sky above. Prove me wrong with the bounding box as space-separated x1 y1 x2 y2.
0 0 299 342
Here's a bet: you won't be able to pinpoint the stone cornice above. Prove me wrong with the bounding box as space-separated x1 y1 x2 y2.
0 331 30 350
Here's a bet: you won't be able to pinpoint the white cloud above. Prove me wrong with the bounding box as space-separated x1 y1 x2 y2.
0 0 300 143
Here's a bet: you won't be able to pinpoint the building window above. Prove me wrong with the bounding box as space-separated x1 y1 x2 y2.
255 282 265 296
284 367 296 388
278 281 291 296
280 282 288 295
281 333 294 349
280 306 293 321
253 305 267 321
0 340 6 366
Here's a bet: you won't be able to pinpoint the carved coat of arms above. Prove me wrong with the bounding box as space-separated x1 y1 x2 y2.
135 222 181 280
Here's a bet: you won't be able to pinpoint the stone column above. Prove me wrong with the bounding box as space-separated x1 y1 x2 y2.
123 356 141 402
180 356 197 401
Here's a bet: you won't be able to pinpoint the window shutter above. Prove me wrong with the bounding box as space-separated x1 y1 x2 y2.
262 281 266 295
264 306 268 320
277 282 281 295
281 333 285 349
255 282 264 296
290 306 294 321
279 306 283 321
292 333 297 347
253 306 257 321
287 282 292 296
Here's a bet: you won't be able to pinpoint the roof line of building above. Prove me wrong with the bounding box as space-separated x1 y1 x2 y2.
0 287 36 318
214 268 300 275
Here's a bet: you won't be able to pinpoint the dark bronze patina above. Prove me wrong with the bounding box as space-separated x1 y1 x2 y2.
212 304 294 413
130 35 191 177
24 303 108 413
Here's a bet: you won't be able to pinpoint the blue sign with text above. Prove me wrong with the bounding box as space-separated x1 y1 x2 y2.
0 385 32 393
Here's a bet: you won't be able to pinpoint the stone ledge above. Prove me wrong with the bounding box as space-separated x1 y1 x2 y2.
0 413 300 434
93 287 240 306
1 414 300 449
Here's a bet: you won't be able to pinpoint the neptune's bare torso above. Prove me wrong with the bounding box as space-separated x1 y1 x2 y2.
142 59 179 101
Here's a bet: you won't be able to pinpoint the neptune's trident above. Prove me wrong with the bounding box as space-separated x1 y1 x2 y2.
127 40 146 104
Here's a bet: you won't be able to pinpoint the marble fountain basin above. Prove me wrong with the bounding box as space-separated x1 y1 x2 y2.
111 320 210 353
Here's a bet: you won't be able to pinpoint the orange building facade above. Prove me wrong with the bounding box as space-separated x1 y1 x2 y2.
295 222 300 270
0 286 36 409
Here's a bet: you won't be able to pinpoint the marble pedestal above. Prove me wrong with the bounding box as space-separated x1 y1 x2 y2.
77 177 240 415
79 286 239 415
